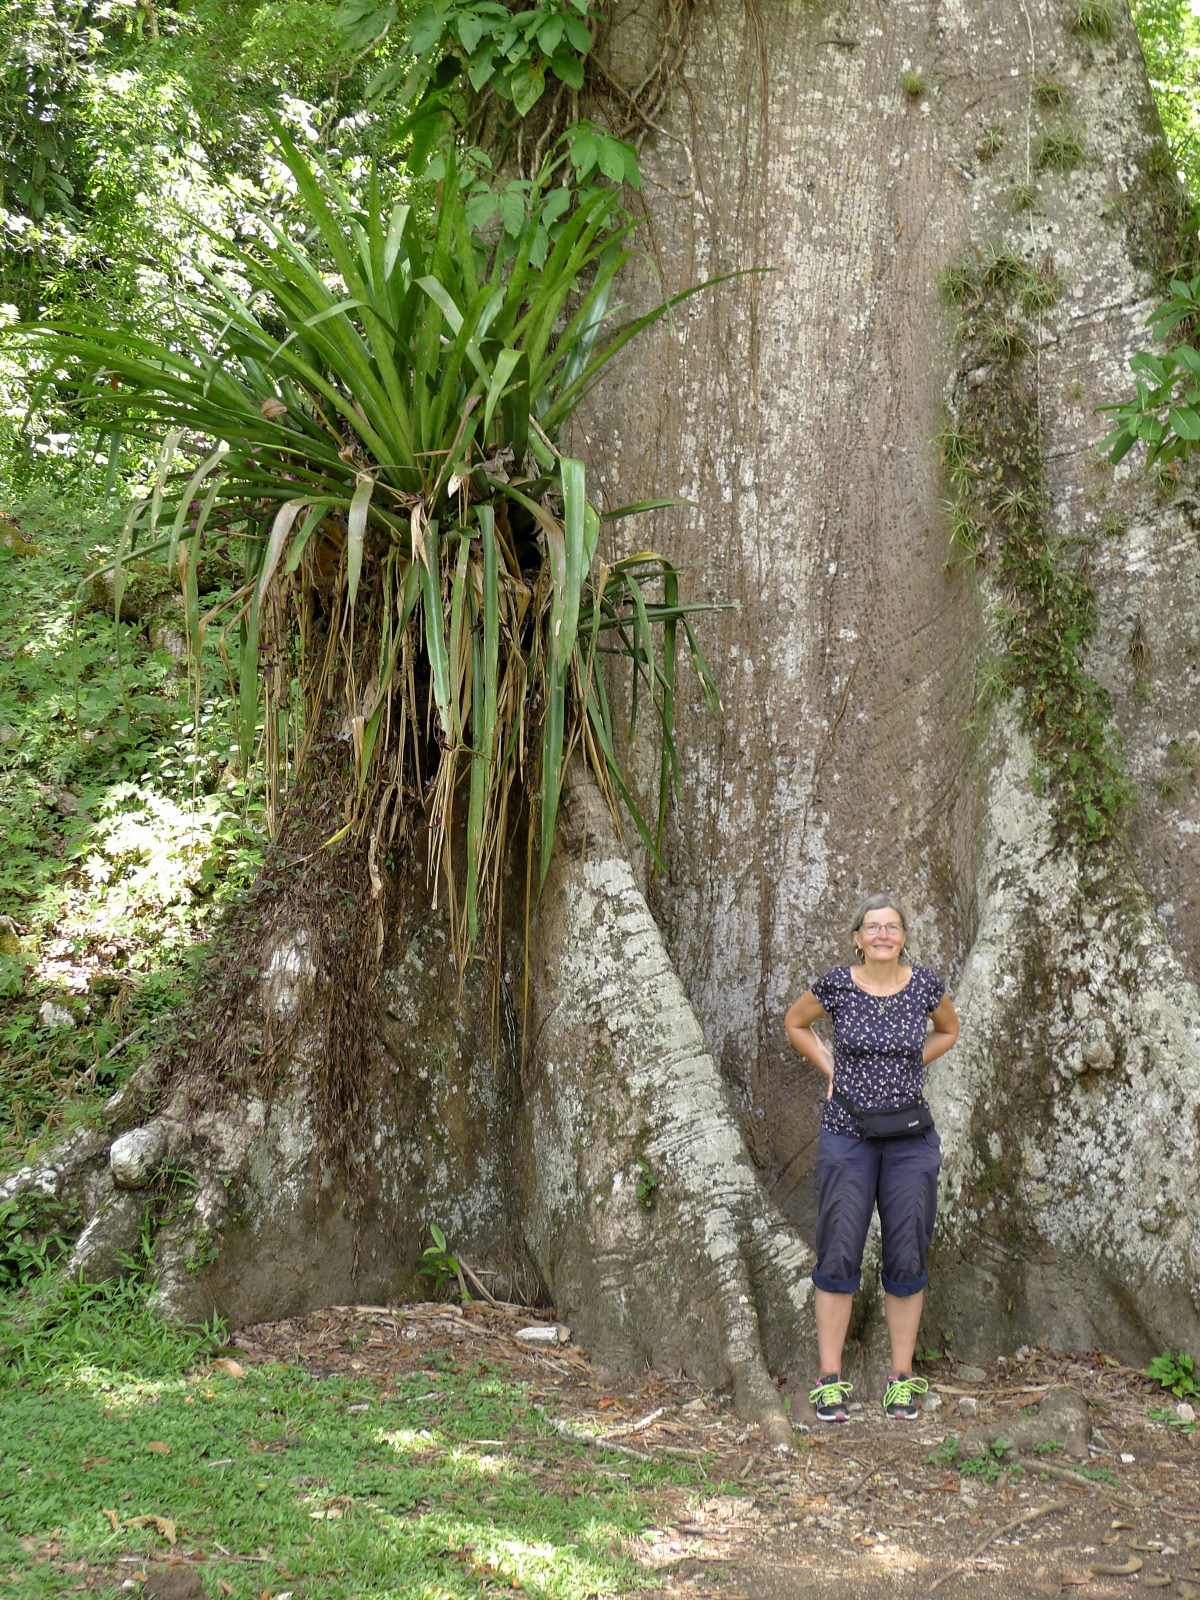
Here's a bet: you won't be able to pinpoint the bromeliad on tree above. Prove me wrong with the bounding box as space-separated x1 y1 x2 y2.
21 124 729 960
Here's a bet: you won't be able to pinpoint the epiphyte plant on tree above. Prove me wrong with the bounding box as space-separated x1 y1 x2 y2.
1102 272 1200 464
20 121 729 960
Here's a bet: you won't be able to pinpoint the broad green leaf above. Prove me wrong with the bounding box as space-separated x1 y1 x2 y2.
550 51 584 90
456 11 487 52
564 15 591 51
536 16 565 53
508 62 545 116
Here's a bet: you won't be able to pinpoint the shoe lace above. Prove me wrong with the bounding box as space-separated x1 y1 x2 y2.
883 1374 929 1407
808 1378 853 1407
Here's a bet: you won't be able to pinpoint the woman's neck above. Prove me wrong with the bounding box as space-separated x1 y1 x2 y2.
858 956 906 987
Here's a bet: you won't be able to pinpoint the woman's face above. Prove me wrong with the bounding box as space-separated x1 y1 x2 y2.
855 907 906 961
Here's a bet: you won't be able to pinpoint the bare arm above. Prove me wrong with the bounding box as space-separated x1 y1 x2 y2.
923 992 960 1066
784 990 835 1099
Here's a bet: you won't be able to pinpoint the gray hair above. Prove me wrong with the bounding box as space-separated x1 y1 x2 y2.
849 893 911 960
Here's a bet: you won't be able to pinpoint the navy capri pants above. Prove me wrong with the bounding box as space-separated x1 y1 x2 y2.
812 1127 942 1298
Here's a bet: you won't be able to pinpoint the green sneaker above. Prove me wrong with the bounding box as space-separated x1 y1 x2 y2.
882 1373 929 1419
808 1375 853 1422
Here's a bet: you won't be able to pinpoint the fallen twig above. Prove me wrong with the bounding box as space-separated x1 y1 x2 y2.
532 1404 653 1462
604 1406 664 1439
458 1261 528 1310
1012 1456 1140 1506
929 1500 1069 1593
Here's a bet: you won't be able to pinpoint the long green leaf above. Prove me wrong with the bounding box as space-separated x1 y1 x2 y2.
556 457 588 685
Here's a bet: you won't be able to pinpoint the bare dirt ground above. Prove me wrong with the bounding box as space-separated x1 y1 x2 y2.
232 1303 1200 1600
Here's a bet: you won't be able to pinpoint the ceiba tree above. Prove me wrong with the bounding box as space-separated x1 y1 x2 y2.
7 0 1200 1443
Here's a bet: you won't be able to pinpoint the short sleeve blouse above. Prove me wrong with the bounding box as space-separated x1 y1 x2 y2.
810 965 945 1139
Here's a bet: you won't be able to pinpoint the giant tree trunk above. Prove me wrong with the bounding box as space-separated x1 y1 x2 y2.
580 0 1200 1357
6 0 1200 1412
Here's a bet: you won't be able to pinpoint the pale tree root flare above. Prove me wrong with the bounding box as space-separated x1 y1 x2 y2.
2 771 816 1442
518 769 815 1448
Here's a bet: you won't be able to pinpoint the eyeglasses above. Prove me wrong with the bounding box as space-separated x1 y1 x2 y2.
860 922 903 935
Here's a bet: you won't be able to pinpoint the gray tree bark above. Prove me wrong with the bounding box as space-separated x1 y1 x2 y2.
581 0 1200 1358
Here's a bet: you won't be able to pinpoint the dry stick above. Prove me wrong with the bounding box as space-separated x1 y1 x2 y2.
532 1405 653 1462
1011 1455 1141 1508
841 1455 897 1501
458 1260 529 1311
603 1406 665 1439
928 1500 1070 1594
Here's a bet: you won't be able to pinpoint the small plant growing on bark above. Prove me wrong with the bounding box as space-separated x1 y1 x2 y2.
936 425 982 491
635 1158 660 1210
976 124 1003 160
939 239 1133 846
938 262 978 304
981 250 1029 291
980 314 1027 360
1035 76 1068 107
900 70 926 98
946 506 987 568
1035 129 1085 172
1073 0 1117 40
1018 268 1063 313
1012 181 1038 211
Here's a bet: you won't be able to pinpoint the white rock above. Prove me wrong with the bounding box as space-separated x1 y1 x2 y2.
109 1124 168 1189
1176 1402 1196 1424
38 1000 77 1030
514 1325 560 1344
147 618 188 661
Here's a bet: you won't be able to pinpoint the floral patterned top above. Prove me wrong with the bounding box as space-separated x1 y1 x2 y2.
810 965 945 1139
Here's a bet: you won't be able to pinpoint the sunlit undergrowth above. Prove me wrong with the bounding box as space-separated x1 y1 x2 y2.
0 1262 708 1600
0 482 267 1168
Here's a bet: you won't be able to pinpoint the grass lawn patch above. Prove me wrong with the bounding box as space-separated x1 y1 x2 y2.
0 1272 712 1598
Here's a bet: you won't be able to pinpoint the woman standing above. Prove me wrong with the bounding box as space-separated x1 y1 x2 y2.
784 893 960 1422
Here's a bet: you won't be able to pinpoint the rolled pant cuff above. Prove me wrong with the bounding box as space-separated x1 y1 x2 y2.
881 1268 928 1298
812 1267 862 1294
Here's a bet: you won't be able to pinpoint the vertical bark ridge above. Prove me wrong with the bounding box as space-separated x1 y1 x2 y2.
519 769 813 1443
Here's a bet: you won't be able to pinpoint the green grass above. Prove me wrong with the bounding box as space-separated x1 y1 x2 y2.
0 482 267 1169
0 1266 709 1599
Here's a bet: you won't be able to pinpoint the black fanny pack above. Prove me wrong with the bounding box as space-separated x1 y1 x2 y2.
832 1088 933 1140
